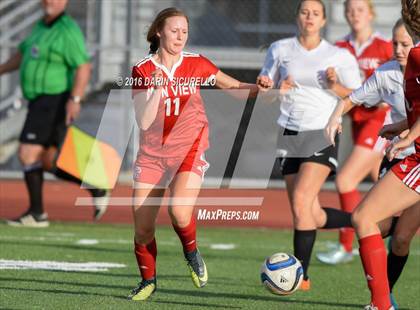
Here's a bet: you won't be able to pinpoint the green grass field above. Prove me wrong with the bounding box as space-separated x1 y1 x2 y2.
0 222 418 310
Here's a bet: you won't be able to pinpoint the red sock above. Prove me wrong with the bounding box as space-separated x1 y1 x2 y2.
173 216 197 253
359 234 391 310
134 238 157 280
339 190 361 252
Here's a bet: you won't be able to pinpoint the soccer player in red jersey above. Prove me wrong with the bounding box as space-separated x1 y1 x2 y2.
325 1 420 308
128 7 258 301
317 0 394 264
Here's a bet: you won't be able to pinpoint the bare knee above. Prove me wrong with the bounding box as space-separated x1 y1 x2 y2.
18 145 43 166
351 208 366 231
336 172 355 193
292 191 313 224
168 207 192 228
391 232 412 256
134 227 155 244
312 207 326 228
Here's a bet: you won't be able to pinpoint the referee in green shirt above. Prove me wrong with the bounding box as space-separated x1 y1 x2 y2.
0 0 109 227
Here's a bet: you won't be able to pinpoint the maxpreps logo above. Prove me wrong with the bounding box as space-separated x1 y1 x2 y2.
197 209 260 221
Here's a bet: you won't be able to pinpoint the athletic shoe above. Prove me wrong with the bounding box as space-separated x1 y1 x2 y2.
6 212 49 228
91 189 110 221
316 244 353 265
185 249 208 288
300 279 311 291
128 278 156 301
390 293 398 309
363 304 394 310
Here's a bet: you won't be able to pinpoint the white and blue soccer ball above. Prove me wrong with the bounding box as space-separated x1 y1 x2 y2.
260 252 303 295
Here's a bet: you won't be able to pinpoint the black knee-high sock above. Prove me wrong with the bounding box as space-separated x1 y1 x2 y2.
54 168 104 196
387 250 409 292
294 229 316 280
321 207 352 229
24 164 44 215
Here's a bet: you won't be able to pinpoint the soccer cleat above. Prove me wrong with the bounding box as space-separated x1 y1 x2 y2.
363 305 394 310
6 212 49 228
299 279 311 291
390 293 398 309
92 189 110 221
185 249 208 288
316 244 354 265
128 278 156 301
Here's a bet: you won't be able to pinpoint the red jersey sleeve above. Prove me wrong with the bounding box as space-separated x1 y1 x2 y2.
132 65 148 98
198 55 219 79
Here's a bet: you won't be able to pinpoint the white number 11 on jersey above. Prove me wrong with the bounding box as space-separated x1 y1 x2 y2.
164 98 180 116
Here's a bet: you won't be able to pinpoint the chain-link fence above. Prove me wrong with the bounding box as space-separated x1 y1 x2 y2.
173 0 298 49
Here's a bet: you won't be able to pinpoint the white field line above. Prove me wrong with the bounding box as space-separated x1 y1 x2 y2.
0 259 126 272
76 239 99 245
209 243 237 250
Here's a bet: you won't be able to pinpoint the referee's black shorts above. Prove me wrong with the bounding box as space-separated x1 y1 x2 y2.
19 91 69 147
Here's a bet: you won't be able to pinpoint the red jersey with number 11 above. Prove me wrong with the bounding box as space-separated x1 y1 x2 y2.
132 52 219 158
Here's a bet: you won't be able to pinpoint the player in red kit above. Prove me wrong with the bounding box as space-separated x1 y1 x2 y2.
317 0 394 265
128 7 258 301
325 1 420 308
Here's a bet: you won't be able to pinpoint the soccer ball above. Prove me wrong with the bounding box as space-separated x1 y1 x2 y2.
260 252 303 295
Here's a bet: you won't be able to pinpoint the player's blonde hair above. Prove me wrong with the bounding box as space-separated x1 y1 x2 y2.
401 0 420 36
147 7 189 54
344 0 376 18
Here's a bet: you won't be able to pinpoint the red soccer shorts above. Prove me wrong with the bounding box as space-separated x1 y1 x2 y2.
391 153 420 194
133 148 209 186
352 118 388 152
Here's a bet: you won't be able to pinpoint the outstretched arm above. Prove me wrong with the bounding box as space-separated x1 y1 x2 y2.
215 71 259 98
379 120 409 140
325 67 353 98
324 97 356 145
387 119 420 161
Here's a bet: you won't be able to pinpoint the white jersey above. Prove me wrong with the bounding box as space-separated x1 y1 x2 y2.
260 37 361 131
349 60 415 158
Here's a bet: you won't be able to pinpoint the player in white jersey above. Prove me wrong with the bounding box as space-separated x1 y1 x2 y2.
257 0 361 290
319 20 419 309
259 32 360 133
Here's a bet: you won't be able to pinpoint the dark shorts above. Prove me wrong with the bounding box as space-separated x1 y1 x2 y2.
379 157 401 179
278 128 340 176
19 92 69 147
